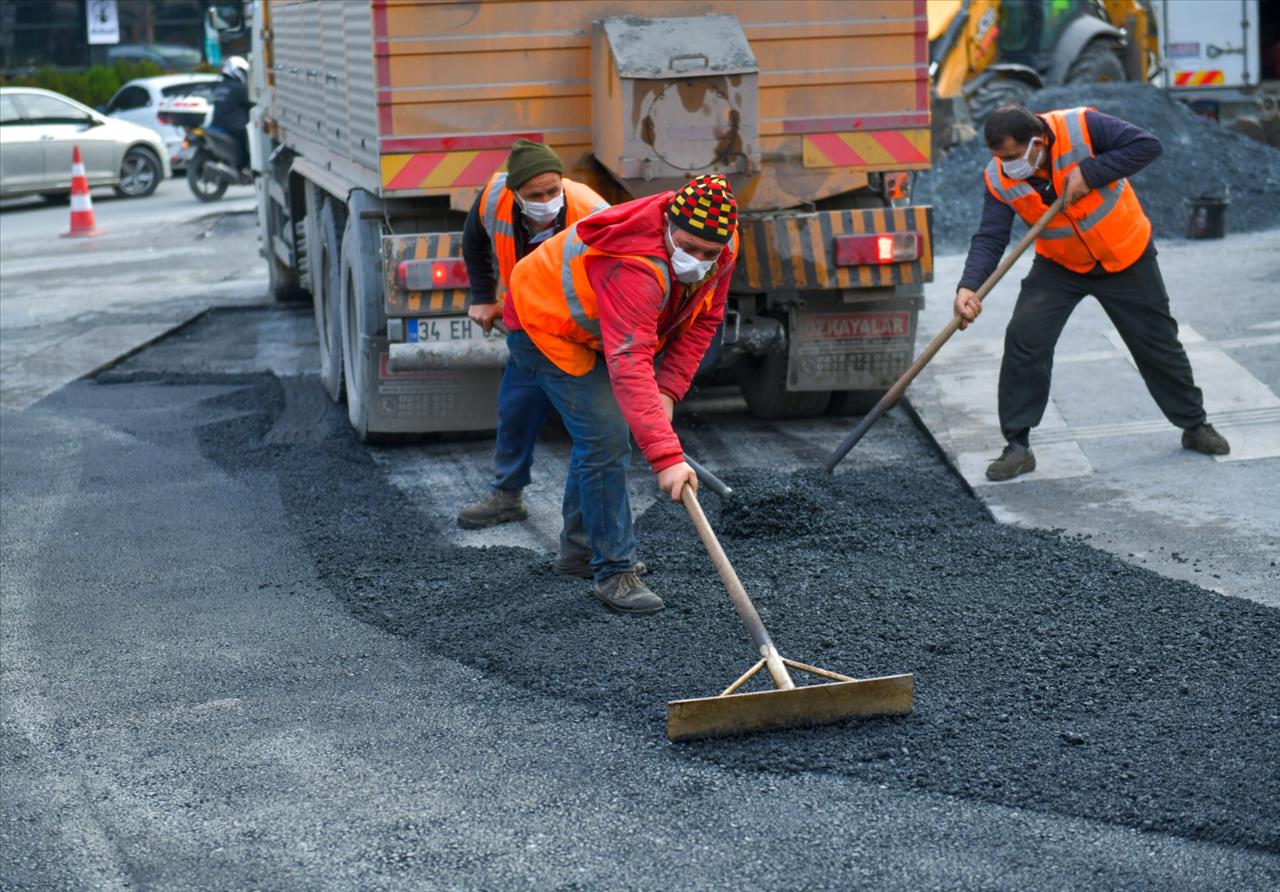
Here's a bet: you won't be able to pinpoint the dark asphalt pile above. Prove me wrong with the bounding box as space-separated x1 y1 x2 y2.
917 82 1280 254
198 377 1280 854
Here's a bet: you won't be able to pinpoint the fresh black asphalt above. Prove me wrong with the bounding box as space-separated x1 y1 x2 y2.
3 308 1277 889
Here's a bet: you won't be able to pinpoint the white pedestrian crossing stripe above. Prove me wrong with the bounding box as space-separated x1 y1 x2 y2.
1103 325 1280 463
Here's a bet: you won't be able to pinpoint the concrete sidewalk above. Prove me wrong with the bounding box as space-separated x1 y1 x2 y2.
912 230 1280 607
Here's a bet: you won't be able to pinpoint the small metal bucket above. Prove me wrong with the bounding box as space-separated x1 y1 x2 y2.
1185 196 1230 239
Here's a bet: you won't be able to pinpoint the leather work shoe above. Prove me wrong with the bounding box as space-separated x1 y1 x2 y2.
552 556 649 580
1182 422 1230 456
456 489 527 529
594 571 665 615
986 443 1036 481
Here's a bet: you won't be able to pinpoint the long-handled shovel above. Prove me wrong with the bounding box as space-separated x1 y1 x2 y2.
666 485 913 741
823 194 1067 473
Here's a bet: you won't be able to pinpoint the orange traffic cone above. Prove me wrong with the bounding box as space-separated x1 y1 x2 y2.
62 146 102 238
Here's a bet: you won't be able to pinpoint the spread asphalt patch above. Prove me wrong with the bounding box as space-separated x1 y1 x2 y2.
193 374 1280 856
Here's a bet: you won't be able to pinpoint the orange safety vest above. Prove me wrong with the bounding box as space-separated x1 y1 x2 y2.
509 223 739 376
476 173 609 299
984 107 1151 273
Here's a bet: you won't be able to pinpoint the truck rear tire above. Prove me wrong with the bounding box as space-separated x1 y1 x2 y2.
338 190 387 442
1065 40 1127 84
735 353 831 420
305 182 345 403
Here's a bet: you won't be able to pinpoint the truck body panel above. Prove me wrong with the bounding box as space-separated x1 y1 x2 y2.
248 0 936 436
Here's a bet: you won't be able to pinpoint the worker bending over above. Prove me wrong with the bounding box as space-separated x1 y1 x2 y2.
456 140 608 529
506 174 739 614
954 104 1229 481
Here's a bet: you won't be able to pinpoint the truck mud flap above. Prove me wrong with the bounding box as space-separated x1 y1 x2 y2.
734 206 933 293
363 334 501 434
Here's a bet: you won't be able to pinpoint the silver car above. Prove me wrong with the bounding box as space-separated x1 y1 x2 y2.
0 87 172 201
105 74 220 170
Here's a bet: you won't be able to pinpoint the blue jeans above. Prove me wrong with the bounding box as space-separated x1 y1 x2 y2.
492 358 552 492
505 330 636 582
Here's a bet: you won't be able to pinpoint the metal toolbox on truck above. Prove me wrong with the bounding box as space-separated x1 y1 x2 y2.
590 15 760 193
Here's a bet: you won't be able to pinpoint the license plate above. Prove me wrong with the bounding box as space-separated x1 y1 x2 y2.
406 316 496 343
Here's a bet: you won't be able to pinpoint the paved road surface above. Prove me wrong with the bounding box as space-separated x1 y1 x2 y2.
913 231 1280 606
0 178 263 411
2 185 1278 888
3 310 1275 888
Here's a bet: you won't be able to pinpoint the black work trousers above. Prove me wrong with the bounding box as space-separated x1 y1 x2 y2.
998 248 1206 445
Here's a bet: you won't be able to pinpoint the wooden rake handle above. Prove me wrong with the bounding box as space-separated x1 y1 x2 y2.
823 192 1068 473
680 485 795 691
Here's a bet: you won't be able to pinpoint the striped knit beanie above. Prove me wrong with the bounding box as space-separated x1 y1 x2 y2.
667 174 737 244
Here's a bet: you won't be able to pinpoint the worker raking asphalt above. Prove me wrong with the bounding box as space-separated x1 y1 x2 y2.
193 373 1280 855
918 82 1280 252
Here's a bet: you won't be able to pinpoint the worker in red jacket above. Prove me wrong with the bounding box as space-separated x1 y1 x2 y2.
506 174 739 614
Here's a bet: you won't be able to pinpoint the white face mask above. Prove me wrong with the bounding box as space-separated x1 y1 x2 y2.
666 224 718 284
516 191 564 226
1000 137 1044 180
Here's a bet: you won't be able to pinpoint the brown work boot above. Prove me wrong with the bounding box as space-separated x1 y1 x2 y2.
1182 422 1230 456
594 571 664 615
986 443 1036 481
552 555 649 580
456 489 527 529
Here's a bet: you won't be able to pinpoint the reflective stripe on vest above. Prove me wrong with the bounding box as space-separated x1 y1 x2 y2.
1077 179 1127 232
477 172 516 296
561 230 605 338
1056 107 1093 170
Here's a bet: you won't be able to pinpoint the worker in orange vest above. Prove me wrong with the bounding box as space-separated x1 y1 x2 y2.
506 174 740 614
457 140 608 529
954 104 1229 481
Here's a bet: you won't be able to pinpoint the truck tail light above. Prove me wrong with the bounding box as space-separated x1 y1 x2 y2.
833 232 920 266
396 258 470 290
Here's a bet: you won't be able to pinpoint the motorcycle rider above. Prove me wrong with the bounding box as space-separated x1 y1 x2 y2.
208 56 251 169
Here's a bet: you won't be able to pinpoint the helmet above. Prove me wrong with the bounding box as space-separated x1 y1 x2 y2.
221 56 249 84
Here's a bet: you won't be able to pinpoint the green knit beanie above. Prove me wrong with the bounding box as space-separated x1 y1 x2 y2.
505 139 563 191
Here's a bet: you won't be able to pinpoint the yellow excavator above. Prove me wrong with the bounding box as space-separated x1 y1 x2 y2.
929 0 1159 145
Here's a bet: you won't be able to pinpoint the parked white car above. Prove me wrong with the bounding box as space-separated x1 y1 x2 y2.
0 87 171 201
105 75 220 170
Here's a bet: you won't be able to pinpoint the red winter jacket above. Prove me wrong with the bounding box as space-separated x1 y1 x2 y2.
575 192 735 472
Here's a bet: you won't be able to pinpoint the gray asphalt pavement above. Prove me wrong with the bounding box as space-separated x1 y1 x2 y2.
4 348 1277 890
2 183 1278 888
0 177 261 411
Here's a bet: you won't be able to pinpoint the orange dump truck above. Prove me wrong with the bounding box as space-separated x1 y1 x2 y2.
233 0 934 439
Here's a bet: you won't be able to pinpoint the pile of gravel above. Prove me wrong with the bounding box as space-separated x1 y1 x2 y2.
917 82 1280 255
197 376 1280 854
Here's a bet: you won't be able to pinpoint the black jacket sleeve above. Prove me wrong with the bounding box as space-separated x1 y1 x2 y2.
461 189 497 305
1077 110 1163 189
957 187 1016 292
209 79 252 132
